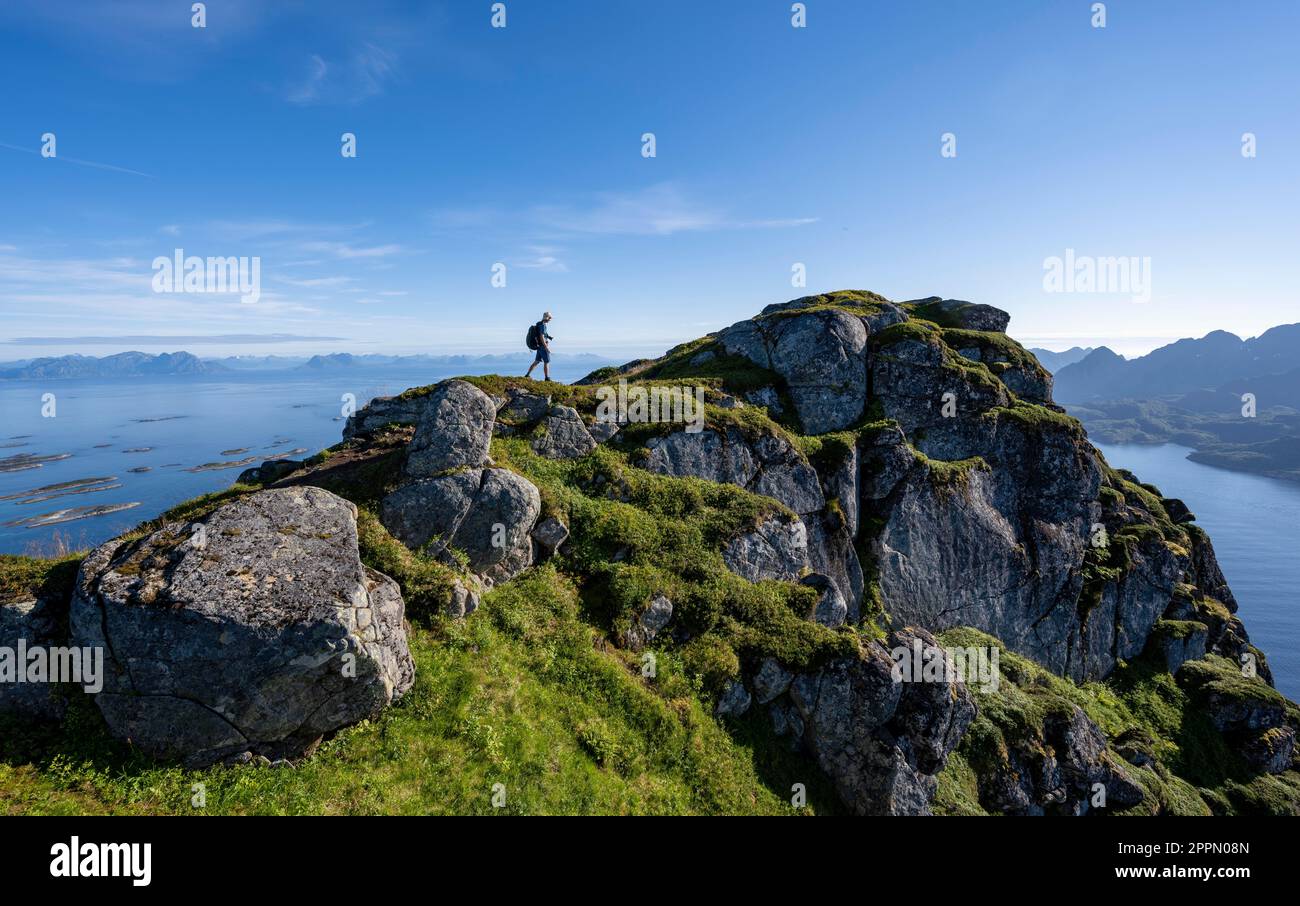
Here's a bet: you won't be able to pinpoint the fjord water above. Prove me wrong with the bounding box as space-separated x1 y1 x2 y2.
1096 443 1300 701
0 363 593 558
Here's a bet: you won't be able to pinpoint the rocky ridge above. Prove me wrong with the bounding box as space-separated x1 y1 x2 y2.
2 288 1297 816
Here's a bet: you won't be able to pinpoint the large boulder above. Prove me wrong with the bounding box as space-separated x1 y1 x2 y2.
531 405 597 460
69 487 415 767
862 401 1170 682
719 308 869 434
403 380 496 478
381 467 541 585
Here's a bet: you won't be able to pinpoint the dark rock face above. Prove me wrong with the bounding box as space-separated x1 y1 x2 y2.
871 338 1011 434
69 487 415 767
404 380 496 478
973 704 1143 815
870 434 1105 679
1148 621 1209 674
775 628 976 815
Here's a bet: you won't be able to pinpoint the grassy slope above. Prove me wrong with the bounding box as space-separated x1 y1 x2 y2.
0 564 842 815
0 427 848 815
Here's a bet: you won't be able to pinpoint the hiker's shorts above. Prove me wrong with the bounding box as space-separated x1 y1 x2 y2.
534 346 551 364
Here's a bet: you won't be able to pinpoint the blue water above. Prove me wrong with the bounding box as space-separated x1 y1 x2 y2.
0 363 593 558
1096 443 1300 702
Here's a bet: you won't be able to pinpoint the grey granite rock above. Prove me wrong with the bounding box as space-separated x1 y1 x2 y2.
531 405 597 460
404 380 497 478
69 487 415 767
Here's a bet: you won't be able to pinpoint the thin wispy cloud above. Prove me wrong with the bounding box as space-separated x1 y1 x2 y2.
514 246 568 272
432 183 817 238
208 219 370 241
299 241 404 259
276 275 356 288
286 43 398 105
0 141 153 178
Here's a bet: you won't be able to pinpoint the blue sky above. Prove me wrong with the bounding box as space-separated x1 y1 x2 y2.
1 0 1297 361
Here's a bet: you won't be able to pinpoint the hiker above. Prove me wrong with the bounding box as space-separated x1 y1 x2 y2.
524 311 554 381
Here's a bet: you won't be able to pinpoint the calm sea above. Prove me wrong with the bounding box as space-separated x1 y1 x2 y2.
1096 443 1300 701
0 363 593 558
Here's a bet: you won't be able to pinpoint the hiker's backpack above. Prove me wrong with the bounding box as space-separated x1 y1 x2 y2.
525 322 540 350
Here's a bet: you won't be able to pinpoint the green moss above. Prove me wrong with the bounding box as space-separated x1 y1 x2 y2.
874 319 940 347
905 298 978 327
1151 619 1208 642
985 400 1085 438
1099 485 1125 507
1178 655 1291 714
354 508 461 619
487 438 855 674
754 290 893 324
1117 763 1214 816
939 328 1048 379
912 450 990 489
792 430 856 473
1219 771 1300 816
931 752 990 816
931 626 1275 813
1117 479 1187 545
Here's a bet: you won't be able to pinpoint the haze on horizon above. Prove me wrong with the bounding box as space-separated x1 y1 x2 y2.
2 1 1297 365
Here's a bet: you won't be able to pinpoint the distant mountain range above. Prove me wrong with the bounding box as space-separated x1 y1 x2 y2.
0 351 221 380
1053 324 1300 403
291 352 612 371
0 350 617 380
1052 323 1300 482
1027 346 1093 372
